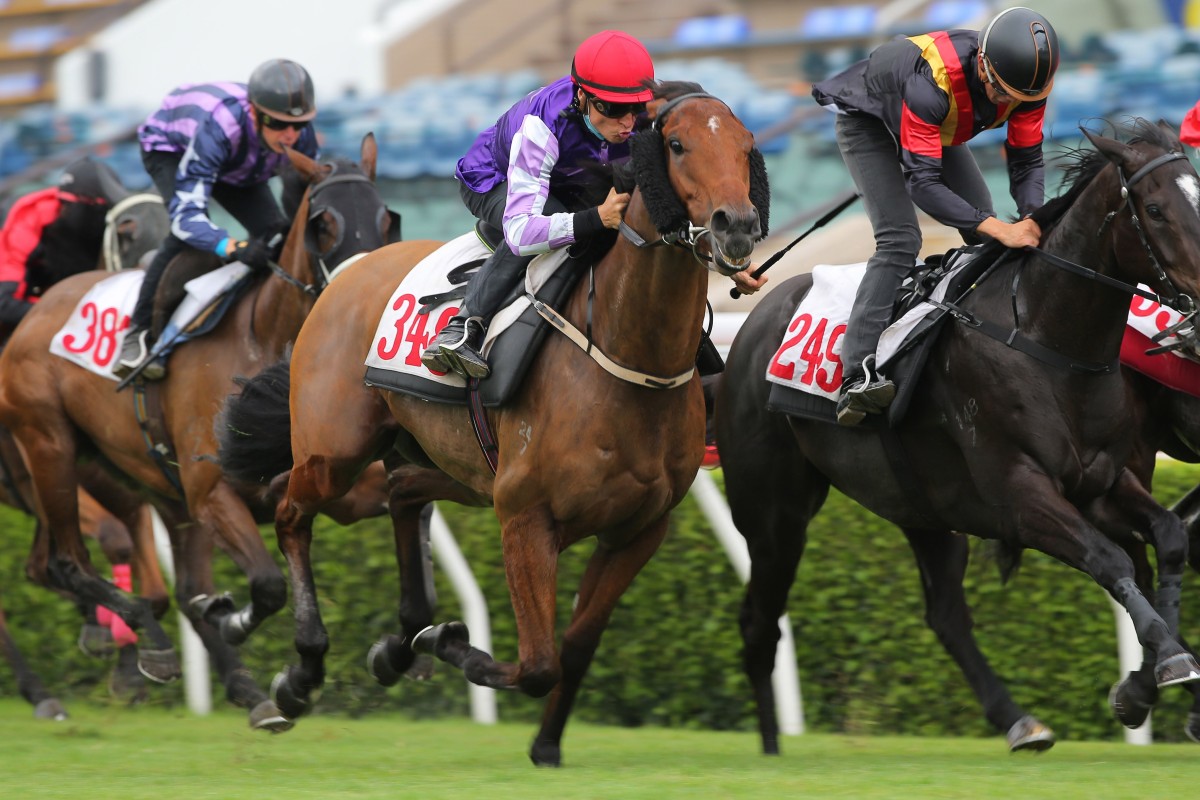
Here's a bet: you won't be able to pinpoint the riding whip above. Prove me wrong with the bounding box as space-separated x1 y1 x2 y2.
730 191 859 299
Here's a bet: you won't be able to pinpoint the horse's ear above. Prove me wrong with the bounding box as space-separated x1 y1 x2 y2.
1157 119 1183 149
285 146 323 183
360 132 378 183
1081 127 1138 167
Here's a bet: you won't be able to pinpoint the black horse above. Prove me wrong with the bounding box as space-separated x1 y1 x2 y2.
715 120 1200 754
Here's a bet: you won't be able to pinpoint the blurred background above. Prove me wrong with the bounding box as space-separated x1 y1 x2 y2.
0 0 1193 300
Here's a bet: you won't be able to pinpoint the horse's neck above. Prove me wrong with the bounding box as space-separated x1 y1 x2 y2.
1009 169 1130 359
573 208 709 377
249 227 315 359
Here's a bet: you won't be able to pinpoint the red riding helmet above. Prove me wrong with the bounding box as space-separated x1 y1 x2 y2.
571 30 655 103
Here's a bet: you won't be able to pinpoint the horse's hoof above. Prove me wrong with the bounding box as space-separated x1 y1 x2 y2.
219 611 251 647
406 653 435 681
77 623 115 658
190 592 235 621
109 667 149 704
412 621 470 657
1109 677 1156 728
529 739 562 768
1006 715 1055 752
367 635 411 687
33 698 68 721
249 699 294 734
270 668 312 720
136 647 181 684
1186 712 1200 744
1154 652 1200 687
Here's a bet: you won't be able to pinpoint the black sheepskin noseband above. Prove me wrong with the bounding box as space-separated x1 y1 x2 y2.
630 98 770 239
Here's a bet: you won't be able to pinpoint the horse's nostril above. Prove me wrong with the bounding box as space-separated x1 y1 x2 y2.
711 210 732 234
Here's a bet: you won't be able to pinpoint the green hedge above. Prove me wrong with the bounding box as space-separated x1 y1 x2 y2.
2 462 1199 743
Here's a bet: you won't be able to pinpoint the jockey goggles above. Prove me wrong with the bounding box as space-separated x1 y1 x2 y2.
259 112 308 132
586 93 646 119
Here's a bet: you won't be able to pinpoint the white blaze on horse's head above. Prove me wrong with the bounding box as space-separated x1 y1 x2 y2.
1177 174 1200 219
708 116 720 135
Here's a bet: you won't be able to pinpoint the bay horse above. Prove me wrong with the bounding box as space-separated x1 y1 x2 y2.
217 81 766 765
0 136 393 730
0 183 170 717
714 120 1200 755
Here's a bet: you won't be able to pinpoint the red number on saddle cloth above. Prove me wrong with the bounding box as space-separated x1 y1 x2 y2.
1129 295 1175 334
376 293 417 361
768 313 813 381
402 306 458 368
768 313 846 390
61 301 129 368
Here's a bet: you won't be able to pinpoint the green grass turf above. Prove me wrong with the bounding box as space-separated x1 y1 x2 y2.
0 699 1197 799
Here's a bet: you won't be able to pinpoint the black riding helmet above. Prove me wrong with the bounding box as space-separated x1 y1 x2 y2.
978 7 1059 102
248 58 317 122
57 157 128 205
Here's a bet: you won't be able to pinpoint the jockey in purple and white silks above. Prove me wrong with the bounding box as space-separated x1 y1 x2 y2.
114 58 319 382
421 30 655 381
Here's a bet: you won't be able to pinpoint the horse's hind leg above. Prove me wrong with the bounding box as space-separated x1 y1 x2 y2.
0 596 67 719
19 429 179 683
529 515 670 768
901 527 1053 751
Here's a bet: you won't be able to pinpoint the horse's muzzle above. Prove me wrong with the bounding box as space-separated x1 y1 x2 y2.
709 205 761 263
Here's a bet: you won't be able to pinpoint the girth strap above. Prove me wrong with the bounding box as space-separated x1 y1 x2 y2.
132 382 185 497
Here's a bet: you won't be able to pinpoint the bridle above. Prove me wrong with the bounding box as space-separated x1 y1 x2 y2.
268 166 381 296
617 92 753 276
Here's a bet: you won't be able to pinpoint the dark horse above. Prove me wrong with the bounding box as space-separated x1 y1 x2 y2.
217 81 766 765
0 182 170 718
715 120 1200 755
0 137 392 729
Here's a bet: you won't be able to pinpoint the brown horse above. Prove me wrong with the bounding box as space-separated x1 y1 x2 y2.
0 182 170 718
217 81 766 765
0 136 392 729
714 120 1200 755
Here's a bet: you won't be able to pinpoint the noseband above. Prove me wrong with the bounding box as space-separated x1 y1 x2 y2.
618 92 757 275
267 166 380 297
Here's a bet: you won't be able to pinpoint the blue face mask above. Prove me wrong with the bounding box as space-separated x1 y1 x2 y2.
582 109 605 141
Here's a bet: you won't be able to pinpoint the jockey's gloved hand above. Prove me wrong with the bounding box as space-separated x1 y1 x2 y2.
230 236 275 269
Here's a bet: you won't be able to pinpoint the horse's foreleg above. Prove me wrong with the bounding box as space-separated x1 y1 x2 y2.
368 501 437 686
162 507 288 732
529 514 669 768
0 597 66 719
192 481 288 646
902 527 1053 751
1015 485 1199 690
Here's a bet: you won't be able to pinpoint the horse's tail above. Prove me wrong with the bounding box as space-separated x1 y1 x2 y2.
217 357 295 485
991 540 1024 585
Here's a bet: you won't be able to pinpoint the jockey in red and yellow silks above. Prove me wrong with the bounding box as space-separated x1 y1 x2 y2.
810 7 1059 426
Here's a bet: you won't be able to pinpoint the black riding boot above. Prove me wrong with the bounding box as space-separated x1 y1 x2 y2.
421 244 532 380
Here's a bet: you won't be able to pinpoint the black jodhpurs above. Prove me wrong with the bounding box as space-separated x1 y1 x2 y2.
458 181 570 322
131 150 288 333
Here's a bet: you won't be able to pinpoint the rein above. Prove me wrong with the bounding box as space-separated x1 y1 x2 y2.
936 148 1196 374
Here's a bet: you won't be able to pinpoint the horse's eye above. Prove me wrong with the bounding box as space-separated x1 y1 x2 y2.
669 138 684 155
1145 204 1164 222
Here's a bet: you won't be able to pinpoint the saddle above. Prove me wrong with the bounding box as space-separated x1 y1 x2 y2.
148 253 257 360
767 244 994 426
364 224 584 408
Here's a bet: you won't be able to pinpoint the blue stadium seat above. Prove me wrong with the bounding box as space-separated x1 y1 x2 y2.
672 15 751 49
799 5 878 40
922 0 989 29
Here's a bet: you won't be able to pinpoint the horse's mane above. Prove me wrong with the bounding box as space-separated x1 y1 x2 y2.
1031 118 1180 230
